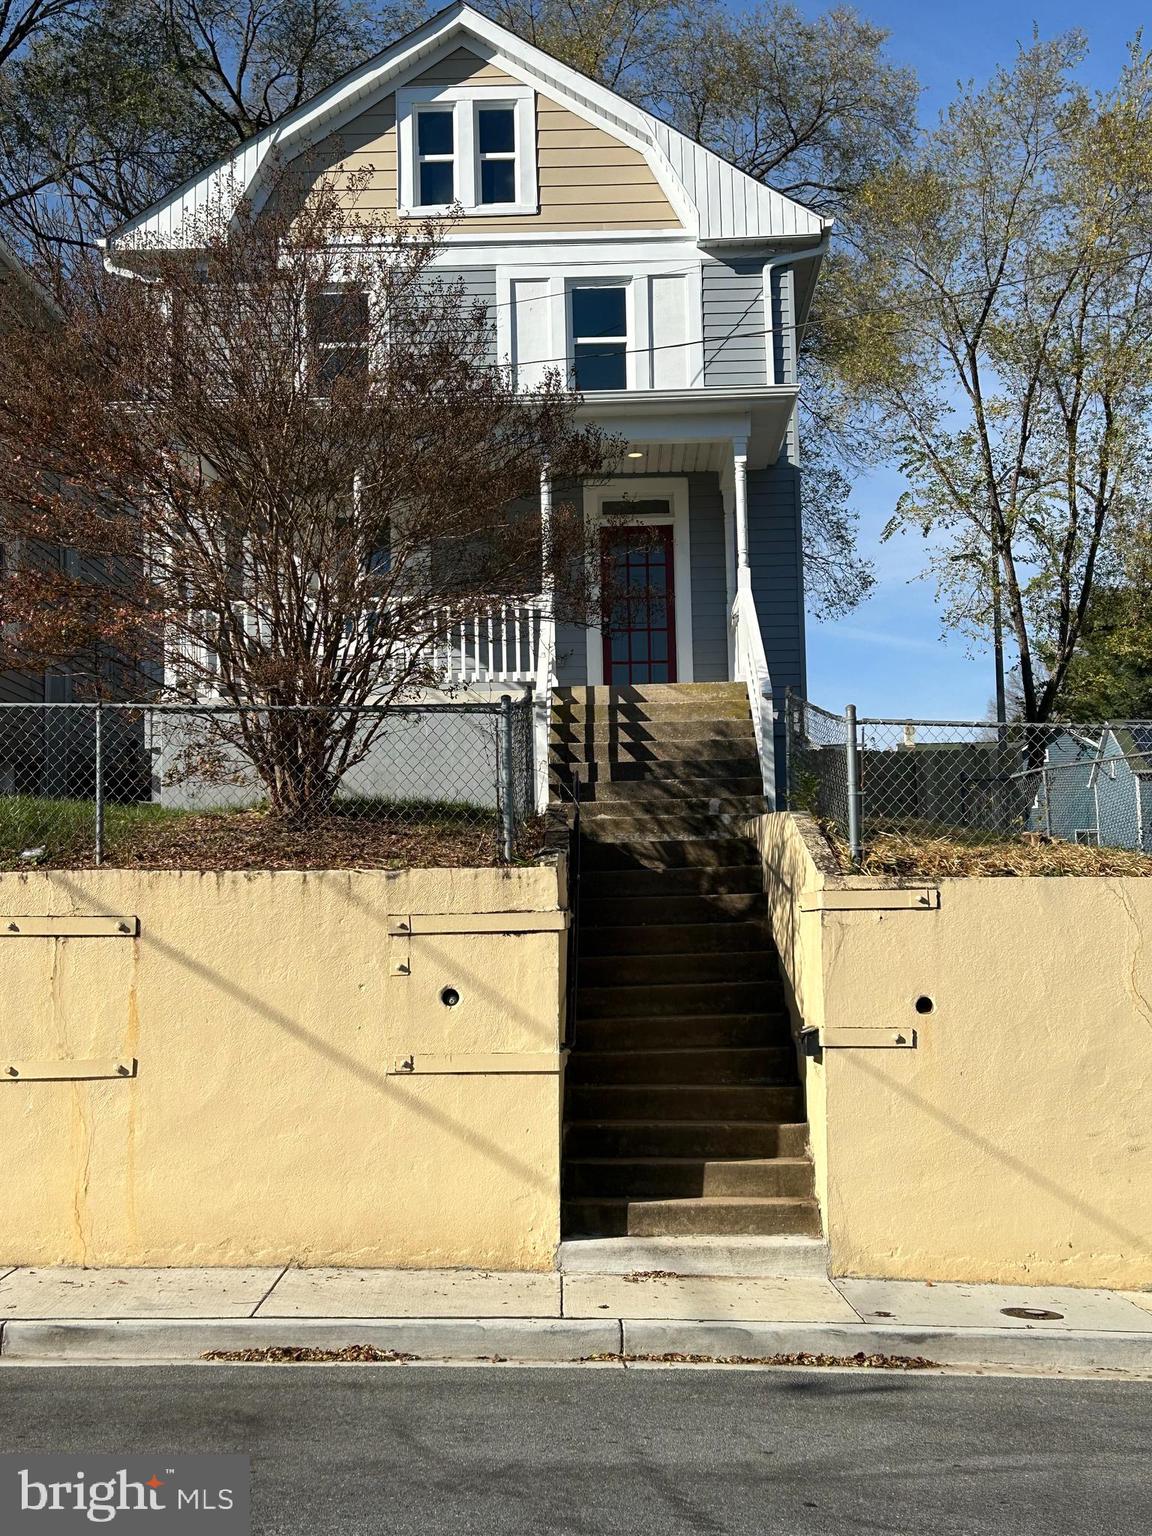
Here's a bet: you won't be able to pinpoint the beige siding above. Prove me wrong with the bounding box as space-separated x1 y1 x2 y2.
293 47 681 232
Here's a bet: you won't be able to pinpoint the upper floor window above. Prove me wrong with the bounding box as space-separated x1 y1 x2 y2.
310 290 370 389
417 108 455 207
477 107 516 204
571 284 628 391
397 86 537 217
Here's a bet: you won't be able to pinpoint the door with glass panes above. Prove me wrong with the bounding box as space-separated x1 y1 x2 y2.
600 515 677 685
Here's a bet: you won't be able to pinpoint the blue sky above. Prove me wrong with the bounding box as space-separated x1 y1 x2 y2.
800 0 1146 719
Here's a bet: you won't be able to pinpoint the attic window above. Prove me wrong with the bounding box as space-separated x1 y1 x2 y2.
397 85 537 217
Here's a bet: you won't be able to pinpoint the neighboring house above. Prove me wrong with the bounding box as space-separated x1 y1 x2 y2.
1036 726 1152 852
100 1 828 807
0 241 152 802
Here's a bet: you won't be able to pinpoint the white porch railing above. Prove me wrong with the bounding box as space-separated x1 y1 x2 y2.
732 572 777 808
169 598 547 695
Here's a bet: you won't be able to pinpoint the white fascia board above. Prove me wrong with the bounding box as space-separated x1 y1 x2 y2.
579 384 796 414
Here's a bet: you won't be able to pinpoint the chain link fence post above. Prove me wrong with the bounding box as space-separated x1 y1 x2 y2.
93 701 105 867
845 702 862 867
498 692 515 863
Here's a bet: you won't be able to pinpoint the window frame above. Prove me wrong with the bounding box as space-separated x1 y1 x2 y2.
308 287 372 392
396 85 537 217
568 280 631 392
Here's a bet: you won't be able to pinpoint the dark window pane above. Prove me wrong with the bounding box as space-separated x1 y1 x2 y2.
478 107 515 153
651 633 668 662
572 286 626 339
417 110 454 155
611 661 630 682
574 341 626 391
318 346 368 385
312 291 368 345
480 158 516 204
419 159 454 206
650 661 669 682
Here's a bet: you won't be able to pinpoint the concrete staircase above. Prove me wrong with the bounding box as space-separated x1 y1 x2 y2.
551 682 820 1240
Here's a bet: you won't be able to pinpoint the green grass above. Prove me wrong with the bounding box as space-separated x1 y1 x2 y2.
0 796 189 868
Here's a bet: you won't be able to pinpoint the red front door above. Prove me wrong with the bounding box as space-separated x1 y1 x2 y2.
600 523 677 685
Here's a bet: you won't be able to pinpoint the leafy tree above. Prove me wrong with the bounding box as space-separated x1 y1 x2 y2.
0 178 610 819
840 33 1152 722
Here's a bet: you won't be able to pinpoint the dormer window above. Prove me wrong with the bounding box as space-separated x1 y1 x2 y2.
397 86 537 217
417 108 455 206
477 107 516 204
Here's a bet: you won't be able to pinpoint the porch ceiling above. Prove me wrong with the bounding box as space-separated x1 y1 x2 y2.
579 385 798 469
610 442 726 474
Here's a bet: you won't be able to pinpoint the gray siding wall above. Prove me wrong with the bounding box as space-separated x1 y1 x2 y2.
429 266 497 362
685 472 729 681
702 258 766 387
748 449 805 793
771 265 795 385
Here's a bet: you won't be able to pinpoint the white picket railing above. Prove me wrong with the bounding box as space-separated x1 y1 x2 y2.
732 572 777 808
169 598 547 696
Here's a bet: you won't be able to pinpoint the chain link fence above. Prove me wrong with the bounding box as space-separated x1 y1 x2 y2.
0 696 537 869
784 694 1152 861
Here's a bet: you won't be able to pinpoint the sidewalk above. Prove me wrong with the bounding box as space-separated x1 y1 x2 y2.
3 1266 1152 1372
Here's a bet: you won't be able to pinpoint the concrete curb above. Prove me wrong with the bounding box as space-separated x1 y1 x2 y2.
621 1320 1152 1372
0 1318 623 1363
4 1315 1152 1371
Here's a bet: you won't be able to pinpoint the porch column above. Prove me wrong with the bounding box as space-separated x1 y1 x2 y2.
533 461 556 813
539 461 554 603
733 436 750 585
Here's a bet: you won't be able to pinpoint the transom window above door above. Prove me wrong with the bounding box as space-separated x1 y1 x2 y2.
570 284 629 391
397 86 537 216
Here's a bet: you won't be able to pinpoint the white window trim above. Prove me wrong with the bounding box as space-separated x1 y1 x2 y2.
584 477 694 685
567 276 640 393
494 263 704 393
397 85 537 217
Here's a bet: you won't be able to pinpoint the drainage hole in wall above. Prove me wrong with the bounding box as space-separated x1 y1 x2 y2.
440 987 460 1008
914 995 935 1015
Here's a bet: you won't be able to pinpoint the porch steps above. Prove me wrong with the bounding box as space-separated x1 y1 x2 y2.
555 682 819 1241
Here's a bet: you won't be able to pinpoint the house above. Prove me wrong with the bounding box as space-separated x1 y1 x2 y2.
1035 726 1152 851
101 0 826 811
99 3 829 1243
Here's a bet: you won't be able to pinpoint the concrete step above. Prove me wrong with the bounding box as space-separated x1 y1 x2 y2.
579 776 765 805
581 892 764 926
574 1013 789 1051
562 1195 821 1238
579 811 762 842
555 1233 829 1278
579 981 780 1020
563 1119 809 1159
579 838 761 872
579 921 770 957
566 1084 803 1122
565 1156 815 1200
550 718 753 747
566 1046 795 1087
552 699 751 724
551 756 760 785
577 949 776 987
555 683 747 705
580 866 764 899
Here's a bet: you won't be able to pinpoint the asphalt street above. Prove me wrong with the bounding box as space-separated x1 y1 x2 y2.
1 1364 1150 1534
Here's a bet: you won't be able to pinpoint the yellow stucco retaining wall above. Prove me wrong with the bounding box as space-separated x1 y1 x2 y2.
0 864 567 1270
759 812 1152 1289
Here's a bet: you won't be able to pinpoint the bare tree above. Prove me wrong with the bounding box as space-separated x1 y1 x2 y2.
0 175 612 818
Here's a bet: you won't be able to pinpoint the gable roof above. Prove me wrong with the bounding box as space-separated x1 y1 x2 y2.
102 1 828 250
